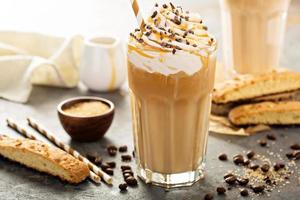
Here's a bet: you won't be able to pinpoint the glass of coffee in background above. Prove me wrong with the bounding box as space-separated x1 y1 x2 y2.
127 3 217 188
220 0 291 74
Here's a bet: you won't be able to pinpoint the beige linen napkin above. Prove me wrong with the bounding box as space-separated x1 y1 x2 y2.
0 31 83 103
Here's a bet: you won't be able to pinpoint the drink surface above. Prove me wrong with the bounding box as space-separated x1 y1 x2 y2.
220 0 290 74
127 2 216 186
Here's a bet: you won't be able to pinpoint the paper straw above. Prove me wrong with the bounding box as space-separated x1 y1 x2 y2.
130 0 145 29
6 118 101 184
27 117 112 185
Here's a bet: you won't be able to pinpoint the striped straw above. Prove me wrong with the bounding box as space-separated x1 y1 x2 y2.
6 118 101 184
130 0 145 29
27 117 113 185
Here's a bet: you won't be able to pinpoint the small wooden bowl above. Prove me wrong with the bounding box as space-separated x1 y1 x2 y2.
57 96 114 142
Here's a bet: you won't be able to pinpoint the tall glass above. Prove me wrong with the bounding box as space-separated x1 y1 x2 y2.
127 43 217 188
220 0 290 75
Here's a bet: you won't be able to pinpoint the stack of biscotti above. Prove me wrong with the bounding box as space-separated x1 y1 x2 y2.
212 70 300 126
0 135 89 184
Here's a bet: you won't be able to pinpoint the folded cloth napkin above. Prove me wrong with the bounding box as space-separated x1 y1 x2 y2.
0 31 83 103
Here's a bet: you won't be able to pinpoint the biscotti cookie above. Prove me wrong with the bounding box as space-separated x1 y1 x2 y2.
229 101 300 125
213 70 300 104
212 89 300 116
0 135 89 184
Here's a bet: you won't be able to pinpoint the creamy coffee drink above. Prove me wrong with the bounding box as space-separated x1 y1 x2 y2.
220 0 290 74
128 3 217 188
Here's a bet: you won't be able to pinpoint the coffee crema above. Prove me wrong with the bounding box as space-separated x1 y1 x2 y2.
63 101 109 117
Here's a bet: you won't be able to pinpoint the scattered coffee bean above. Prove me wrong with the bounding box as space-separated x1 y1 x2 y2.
261 163 270 173
86 154 97 162
249 163 259 171
240 189 249 196
293 150 300 160
101 163 110 170
218 153 228 161
216 187 226 194
233 154 244 165
123 169 134 176
204 193 214 200
237 177 249 186
107 145 117 156
243 159 250 166
121 165 131 171
119 145 128 152
132 150 135 158
258 139 267 147
119 183 128 191
252 185 265 193
291 143 300 150
223 173 234 179
104 168 114 175
274 162 285 171
264 176 272 185
125 176 138 186
266 133 276 140
94 156 103 166
121 155 132 162
225 176 237 185
286 152 294 159
105 161 116 168
123 173 132 180
246 150 255 159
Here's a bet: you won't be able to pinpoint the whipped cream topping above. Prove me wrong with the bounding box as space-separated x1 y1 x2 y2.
128 2 216 76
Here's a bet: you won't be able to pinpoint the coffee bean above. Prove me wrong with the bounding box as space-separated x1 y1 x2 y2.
107 145 117 151
119 145 128 152
293 150 300 160
107 145 117 156
274 162 285 171
261 163 270 172
86 154 97 162
246 150 255 159
266 133 276 140
249 163 259 171
243 159 250 166
290 143 300 150
121 165 131 171
216 187 226 194
106 161 116 168
237 177 249 186
223 173 234 179
204 193 214 200
233 154 244 165
107 149 117 157
94 156 103 166
225 176 237 185
121 155 132 162
125 176 138 186
101 163 110 170
123 173 132 180
286 152 294 159
132 150 135 158
123 170 134 176
264 176 272 185
258 139 267 147
252 185 265 193
119 183 128 191
218 153 228 161
104 168 114 175
240 189 249 196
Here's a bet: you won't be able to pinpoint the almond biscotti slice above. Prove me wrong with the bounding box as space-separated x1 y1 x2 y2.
229 101 300 125
213 70 300 104
0 135 89 184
